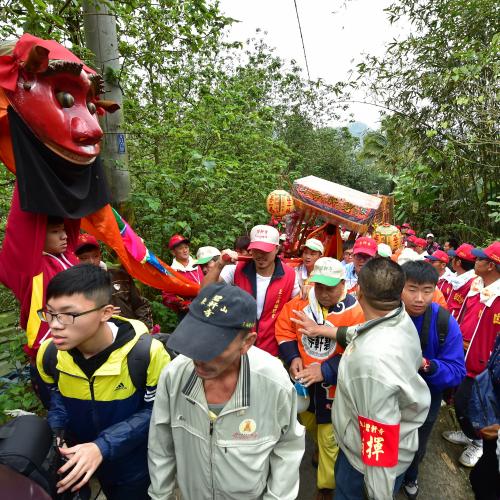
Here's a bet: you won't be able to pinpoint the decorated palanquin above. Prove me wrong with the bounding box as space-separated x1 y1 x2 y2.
373 194 395 226
373 223 402 252
282 175 383 259
0 34 197 356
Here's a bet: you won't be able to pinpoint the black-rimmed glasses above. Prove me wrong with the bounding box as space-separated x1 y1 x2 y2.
37 305 107 325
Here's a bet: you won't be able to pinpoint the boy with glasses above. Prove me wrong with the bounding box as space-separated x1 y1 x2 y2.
36 264 170 499
341 241 354 268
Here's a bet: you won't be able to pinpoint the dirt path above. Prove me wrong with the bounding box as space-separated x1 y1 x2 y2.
298 405 474 499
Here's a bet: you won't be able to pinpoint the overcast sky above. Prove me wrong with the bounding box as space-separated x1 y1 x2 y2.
218 0 409 129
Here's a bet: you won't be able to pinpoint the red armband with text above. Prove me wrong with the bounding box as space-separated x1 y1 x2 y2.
358 415 400 467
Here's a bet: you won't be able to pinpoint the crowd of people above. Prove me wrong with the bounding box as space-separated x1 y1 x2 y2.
1 212 499 500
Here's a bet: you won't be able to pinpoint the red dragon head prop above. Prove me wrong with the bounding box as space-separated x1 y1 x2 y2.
0 33 118 167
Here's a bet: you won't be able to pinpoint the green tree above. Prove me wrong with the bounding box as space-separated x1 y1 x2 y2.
356 0 499 240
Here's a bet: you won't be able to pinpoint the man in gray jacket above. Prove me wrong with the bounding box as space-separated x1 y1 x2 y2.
148 282 305 500
332 258 431 500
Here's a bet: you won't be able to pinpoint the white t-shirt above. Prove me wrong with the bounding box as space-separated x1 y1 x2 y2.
220 264 299 319
108 321 119 342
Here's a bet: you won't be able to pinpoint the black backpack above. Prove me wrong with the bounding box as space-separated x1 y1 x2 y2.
0 415 91 499
420 305 450 350
0 415 53 493
127 333 178 390
43 332 177 391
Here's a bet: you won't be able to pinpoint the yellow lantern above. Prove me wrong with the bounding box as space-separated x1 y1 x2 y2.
373 223 402 251
266 190 294 217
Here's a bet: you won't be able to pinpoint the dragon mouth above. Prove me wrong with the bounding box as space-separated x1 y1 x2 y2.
45 140 99 165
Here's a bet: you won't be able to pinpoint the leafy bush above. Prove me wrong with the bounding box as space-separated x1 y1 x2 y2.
0 330 44 425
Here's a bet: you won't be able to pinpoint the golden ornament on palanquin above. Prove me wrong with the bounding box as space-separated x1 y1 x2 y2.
373 223 402 251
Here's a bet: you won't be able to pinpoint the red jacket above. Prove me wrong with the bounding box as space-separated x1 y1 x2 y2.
162 262 203 313
0 183 79 358
234 258 295 356
437 278 453 302
458 291 500 378
447 274 475 318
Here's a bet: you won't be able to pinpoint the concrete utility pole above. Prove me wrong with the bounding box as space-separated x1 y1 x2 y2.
83 0 130 206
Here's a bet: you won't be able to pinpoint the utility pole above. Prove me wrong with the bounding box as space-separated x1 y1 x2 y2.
83 0 130 208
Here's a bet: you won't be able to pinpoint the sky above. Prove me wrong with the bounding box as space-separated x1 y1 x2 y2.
218 0 410 129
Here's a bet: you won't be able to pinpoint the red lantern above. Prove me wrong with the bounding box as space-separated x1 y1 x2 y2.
266 190 294 217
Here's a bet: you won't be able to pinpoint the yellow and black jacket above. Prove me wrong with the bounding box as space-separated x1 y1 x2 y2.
36 317 170 486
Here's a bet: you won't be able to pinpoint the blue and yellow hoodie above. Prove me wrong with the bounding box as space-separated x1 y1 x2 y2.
36 317 170 486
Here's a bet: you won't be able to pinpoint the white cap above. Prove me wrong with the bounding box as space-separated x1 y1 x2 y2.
426 233 435 238
309 257 345 286
248 225 280 252
377 243 393 258
304 238 324 254
397 247 425 266
279 233 287 242
193 246 221 265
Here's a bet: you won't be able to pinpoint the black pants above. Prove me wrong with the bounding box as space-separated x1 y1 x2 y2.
405 391 442 483
455 376 477 439
100 476 150 500
470 438 500 499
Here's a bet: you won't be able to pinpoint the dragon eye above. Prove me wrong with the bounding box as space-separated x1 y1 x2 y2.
56 91 75 108
87 101 97 114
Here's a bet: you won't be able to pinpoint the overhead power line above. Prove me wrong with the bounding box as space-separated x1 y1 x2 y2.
293 0 311 80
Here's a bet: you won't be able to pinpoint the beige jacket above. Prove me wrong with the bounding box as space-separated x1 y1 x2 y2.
332 305 431 500
148 346 305 500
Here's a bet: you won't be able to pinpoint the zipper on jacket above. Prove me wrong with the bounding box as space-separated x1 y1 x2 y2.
209 419 215 500
89 376 99 431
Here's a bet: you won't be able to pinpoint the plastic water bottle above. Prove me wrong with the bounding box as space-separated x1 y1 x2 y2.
294 381 310 413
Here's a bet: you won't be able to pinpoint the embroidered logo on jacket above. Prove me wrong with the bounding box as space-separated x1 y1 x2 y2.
114 382 127 391
232 418 258 440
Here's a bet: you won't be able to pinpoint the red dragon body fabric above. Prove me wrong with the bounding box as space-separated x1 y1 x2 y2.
0 34 198 358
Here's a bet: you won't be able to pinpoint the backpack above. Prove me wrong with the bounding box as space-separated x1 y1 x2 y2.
419 305 450 350
0 415 53 494
469 335 500 431
0 415 91 499
127 333 178 390
43 332 177 391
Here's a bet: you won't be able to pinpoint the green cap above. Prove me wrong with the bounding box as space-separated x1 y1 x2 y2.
304 238 324 254
193 246 221 265
309 257 345 287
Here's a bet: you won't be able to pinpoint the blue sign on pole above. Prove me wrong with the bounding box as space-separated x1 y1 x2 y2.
117 133 126 154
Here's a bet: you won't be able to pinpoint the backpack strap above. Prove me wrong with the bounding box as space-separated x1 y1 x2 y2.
436 306 451 345
127 334 153 391
420 305 433 351
42 341 60 385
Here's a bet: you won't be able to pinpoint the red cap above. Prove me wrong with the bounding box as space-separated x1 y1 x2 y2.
425 249 449 264
414 237 427 248
406 229 416 236
449 243 476 262
168 234 190 250
472 241 500 264
76 233 99 253
353 237 377 257
402 223 411 229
